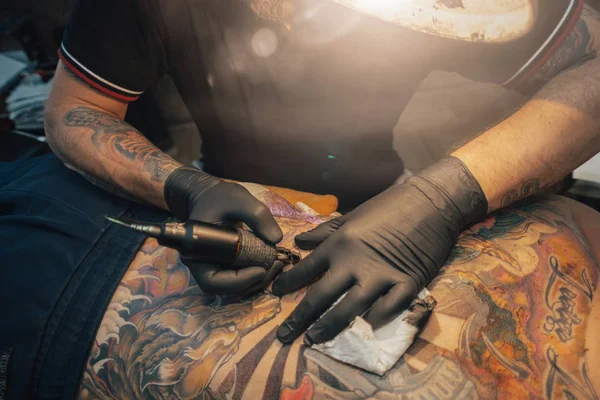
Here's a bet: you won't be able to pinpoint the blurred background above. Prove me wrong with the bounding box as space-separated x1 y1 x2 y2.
1 0 598 208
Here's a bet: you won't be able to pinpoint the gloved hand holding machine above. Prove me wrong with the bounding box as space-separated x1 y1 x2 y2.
106 153 488 376
107 165 301 297
106 216 300 296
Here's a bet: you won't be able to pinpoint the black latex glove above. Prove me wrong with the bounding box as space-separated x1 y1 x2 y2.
272 157 487 345
164 166 283 295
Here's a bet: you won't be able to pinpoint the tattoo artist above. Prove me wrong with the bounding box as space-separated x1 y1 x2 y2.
45 0 600 346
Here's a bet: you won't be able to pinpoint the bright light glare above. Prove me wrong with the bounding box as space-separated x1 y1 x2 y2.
251 28 279 58
351 0 410 19
333 0 534 43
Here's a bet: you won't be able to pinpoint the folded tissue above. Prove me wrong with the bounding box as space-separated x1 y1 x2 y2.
312 289 436 376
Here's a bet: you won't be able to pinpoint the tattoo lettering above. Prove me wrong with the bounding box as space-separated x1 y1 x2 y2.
500 179 541 207
500 190 519 208
544 285 581 343
520 178 541 197
64 107 179 182
545 346 598 400
544 256 594 342
547 255 594 302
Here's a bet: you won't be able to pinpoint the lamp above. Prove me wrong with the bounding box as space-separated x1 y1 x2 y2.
332 0 535 43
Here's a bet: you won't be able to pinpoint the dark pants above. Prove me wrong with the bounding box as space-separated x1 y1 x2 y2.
0 154 166 399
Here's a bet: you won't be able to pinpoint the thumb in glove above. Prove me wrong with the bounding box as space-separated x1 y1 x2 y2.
165 166 282 244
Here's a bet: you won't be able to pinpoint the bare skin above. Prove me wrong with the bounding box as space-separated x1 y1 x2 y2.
78 190 600 399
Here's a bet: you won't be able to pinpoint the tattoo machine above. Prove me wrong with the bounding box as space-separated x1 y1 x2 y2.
105 216 300 267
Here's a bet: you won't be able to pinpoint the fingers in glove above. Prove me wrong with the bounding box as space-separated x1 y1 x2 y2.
295 215 348 250
305 284 388 345
245 261 285 294
363 279 419 330
190 263 267 295
191 184 283 245
271 246 329 296
276 269 354 344
230 196 283 244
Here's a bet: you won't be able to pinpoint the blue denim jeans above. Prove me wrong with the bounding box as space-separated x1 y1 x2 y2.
0 154 167 399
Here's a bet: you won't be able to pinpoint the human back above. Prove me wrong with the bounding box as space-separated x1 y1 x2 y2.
80 191 600 399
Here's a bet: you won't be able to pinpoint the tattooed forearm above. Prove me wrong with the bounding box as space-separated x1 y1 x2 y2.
46 60 180 208
71 165 141 203
64 107 180 182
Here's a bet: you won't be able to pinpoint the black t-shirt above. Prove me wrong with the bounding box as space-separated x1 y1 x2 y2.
59 0 583 209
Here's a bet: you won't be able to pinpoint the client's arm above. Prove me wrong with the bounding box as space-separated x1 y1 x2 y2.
79 193 600 399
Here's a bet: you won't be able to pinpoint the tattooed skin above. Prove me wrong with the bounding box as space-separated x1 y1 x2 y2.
78 189 599 400
75 7 600 398
518 10 597 94
500 179 542 208
63 107 180 182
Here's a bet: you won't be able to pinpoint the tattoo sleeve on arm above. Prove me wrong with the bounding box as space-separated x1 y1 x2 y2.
64 107 179 182
517 5 598 94
60 107 180 206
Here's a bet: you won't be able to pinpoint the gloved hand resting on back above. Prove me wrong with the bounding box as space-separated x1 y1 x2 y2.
272 157 487 345
165 166 283 295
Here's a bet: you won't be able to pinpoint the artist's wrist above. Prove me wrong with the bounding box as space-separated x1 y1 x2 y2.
164 166 222 220
412 156 488 229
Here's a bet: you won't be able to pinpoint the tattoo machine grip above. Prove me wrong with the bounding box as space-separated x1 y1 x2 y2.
105 217 278 268
233 229 278 268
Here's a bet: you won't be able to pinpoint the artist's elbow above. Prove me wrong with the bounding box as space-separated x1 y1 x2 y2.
44 104 71 165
